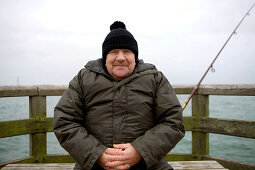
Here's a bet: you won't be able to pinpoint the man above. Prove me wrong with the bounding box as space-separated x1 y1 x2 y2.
54 21 185 170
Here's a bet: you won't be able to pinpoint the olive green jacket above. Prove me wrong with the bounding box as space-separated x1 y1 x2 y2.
54 59 185 170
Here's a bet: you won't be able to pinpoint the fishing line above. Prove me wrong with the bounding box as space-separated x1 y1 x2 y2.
182 2 255 110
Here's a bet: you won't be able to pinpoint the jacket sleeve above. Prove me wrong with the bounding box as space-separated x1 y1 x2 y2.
53 70 107 169
131 72 185 168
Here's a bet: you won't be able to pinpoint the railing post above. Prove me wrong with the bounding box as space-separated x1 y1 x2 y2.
192 94 209 155
29 96 46 161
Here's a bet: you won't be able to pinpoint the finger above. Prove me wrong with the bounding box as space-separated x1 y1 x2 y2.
105 167 114 170
107 154 128 162
115 164 131 170
106 148 125 155
106 160 124 167
113 143 130 149
106 161 130 169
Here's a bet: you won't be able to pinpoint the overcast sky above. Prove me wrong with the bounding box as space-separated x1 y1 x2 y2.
0 0 255 86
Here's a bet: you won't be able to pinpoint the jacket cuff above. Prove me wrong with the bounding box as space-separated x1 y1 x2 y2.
87 144 107 169
131 140 154 168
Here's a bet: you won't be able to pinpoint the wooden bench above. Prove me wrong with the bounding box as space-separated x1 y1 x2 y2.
169 161 228 169
2 161 228 169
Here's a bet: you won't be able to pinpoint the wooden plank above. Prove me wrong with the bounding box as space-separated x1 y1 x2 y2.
184 116 255 138
0 86 38 97
198 85 255 96
0 85 67 97
173 169 226 170
3 164 74 167
41 154 75 163
2 161 227 170
183 116 199 131
173 85 195 94
29 96 46 158
165 153 202 161
2 163 75 170
0 155 75 167
1 85 255 97
192 95 209 117
0 157 35 169
199 117 255 138
173 84 255 95
1 116 254 139
38 85 67 96
0 118 53 138
183 116 255 138
201 155 255 170
169 161 226 169
192 95 209 155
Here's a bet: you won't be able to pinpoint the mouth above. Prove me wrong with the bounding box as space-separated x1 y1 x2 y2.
113 64 129 67
112 64 128 67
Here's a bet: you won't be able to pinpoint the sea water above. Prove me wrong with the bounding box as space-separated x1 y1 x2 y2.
0 95 254 165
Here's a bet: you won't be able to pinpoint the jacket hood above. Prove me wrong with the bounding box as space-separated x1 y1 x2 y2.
84 58 156 78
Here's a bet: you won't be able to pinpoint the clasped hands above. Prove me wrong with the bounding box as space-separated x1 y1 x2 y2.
97 143 142 170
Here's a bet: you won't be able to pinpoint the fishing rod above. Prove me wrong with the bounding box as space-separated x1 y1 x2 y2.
182 2 255 110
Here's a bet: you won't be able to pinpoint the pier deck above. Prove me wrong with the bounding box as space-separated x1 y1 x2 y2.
2 161 227 170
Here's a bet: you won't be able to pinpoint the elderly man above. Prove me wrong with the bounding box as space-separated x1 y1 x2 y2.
54 21 185 170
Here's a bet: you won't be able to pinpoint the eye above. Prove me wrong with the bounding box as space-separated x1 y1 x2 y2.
109 50 118 54
123 50 132 54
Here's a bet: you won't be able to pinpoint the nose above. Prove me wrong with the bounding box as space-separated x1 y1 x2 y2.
116 51 126 62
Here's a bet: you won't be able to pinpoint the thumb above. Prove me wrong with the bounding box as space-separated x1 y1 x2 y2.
113 143 130 149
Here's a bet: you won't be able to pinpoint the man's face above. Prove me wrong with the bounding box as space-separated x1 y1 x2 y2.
105 49 136 80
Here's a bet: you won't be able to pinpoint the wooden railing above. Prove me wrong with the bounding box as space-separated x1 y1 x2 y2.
0 85 255 170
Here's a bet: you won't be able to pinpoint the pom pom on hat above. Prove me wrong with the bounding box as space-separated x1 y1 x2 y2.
102 21 139 63
110 21 126 30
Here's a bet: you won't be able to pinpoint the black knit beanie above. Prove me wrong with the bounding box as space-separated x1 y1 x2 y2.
102 21 138 63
